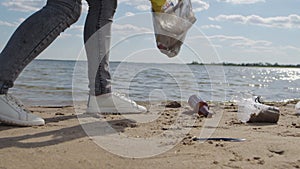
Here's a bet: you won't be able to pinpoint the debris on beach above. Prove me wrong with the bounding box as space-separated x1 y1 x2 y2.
188 95 214 118
165 101 181 108
55 112 65 116
247 106 280 123
237 96 280 123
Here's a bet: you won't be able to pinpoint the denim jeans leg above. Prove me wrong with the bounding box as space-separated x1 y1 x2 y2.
84 0 117 96
0 0 81 94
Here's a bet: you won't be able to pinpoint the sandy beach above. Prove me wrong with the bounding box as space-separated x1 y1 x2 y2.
0 100 300 169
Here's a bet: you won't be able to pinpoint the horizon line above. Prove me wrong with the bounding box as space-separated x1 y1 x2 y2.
35 58 300 67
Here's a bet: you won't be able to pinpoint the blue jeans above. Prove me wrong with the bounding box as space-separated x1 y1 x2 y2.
0 0 117 96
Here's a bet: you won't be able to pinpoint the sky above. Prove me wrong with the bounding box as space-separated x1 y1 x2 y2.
0 0 299 64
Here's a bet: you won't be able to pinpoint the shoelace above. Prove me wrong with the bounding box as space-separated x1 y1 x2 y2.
5 94 29 114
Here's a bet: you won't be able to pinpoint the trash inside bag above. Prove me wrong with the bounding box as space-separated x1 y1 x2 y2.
151 0 196 57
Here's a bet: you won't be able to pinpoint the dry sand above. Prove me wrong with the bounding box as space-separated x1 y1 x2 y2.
0 100 300 169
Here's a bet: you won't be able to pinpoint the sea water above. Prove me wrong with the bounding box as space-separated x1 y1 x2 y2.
10 60 300 106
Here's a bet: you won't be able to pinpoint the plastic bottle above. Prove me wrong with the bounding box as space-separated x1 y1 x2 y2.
162 0 178 12
188 95 213 118
296 101 300 115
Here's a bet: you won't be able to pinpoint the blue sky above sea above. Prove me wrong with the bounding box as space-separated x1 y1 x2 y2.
0 0 299 64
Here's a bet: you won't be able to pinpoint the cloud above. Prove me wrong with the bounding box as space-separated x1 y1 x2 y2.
136 5 151 11
199 34 300 56
207 35 272 49
0 18 25 27
191 0 210 12
2 0 209 15
217 0 265 4
67 23 152 37
119 0 151 11
2 0 44 12
0 20 17 27
60 33 73 38
200 24 222 29
280 45 300 53
70 25 84 32
112 23 152 35
125 12 135 17
189 33 300 63
118 0 209 12
209 14 300 28
189 34 273 52
2 0 90 13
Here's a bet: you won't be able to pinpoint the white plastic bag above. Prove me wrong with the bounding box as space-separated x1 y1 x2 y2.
236 97 260 123
151 0 196 57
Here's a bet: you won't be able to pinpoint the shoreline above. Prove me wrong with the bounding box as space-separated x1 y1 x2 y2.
25 98 300 108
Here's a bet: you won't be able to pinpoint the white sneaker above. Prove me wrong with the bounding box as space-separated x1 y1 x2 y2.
0 94 45 126
87 93 147 114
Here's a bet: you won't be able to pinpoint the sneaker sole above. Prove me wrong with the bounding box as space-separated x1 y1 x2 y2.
0 114 45 127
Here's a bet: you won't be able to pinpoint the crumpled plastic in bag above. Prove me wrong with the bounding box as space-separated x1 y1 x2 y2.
150 0 196 57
